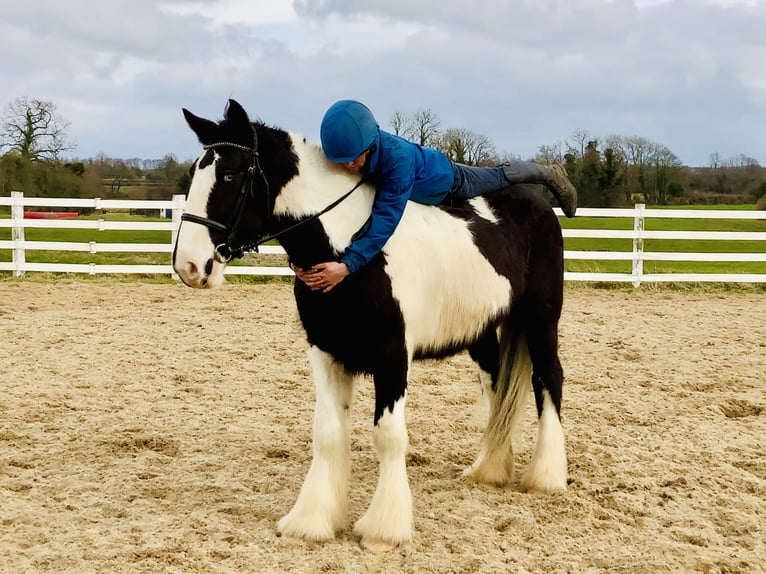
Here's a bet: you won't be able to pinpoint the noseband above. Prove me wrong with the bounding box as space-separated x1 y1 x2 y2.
181 129 366 264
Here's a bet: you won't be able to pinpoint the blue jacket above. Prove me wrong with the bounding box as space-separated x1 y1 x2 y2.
341 129 454 273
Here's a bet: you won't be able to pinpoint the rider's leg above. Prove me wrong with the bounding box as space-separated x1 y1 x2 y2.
449 163 508 200
448 161 577 217
502 161 577 217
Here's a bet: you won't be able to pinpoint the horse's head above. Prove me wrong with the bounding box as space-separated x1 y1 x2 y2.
173 99 275 288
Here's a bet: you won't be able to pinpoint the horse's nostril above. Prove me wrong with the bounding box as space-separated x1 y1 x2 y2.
204 258 214 276
187 261 199 280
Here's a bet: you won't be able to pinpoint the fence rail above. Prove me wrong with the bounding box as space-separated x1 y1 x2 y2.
2 193 765 285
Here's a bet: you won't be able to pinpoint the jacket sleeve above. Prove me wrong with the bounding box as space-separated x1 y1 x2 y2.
341 155 414 273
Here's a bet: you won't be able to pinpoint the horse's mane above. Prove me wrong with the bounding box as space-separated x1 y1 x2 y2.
274 131 376 220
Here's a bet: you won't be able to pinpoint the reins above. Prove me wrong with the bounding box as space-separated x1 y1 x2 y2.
180 129 365 263
248 177 366 247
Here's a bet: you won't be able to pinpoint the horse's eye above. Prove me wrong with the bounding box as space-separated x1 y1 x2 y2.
223 174 235 183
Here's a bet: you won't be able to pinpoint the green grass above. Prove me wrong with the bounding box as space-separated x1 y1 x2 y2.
560 205 766 275
2 206 765 278
0 213 171 265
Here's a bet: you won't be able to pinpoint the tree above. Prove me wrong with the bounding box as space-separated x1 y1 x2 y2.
601 147 625 206
0 96 76 161
578 140 604 207
390 110 407 137
0 152 34 194
408 109 441 147
568 129 590 158
439 127 497 166
389 108 441 147
650 144 683 204
536 141 566 164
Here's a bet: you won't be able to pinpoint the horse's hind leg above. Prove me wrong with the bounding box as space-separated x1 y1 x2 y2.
468 326 500 415
519 296 567 493
277 345 355 541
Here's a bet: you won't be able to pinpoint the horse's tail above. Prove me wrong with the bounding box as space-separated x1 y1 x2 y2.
464 321 531 485
486 325 531 454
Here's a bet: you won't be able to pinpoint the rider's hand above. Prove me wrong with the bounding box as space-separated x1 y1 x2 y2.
292 261 349 293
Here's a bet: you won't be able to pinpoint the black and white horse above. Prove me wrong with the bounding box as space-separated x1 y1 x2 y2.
173 100 568 550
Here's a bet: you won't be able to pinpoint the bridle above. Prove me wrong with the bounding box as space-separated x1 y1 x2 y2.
180 128 365 264
181 136 269 263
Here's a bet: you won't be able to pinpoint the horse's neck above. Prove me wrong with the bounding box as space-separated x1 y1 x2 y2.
275 134 375 252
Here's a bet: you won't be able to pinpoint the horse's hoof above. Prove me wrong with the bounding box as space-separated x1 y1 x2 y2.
361 539 398 553
462 462 513 486
277 514 336 542
519 473 567 494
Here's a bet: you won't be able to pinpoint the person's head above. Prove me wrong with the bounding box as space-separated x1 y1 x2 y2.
320 100 378 173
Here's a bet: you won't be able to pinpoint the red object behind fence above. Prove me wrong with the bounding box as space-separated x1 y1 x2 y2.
24 212 79 219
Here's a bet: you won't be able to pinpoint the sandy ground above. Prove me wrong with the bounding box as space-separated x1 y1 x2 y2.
0 281 764 573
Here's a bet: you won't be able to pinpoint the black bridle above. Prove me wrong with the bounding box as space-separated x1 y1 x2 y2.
181 130 366 264
180 137 269 263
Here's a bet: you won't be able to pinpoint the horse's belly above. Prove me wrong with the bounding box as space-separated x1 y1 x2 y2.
384 203 511 353
401 275 509 352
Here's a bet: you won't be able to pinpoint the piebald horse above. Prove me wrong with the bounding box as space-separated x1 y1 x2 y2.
173 99 568 550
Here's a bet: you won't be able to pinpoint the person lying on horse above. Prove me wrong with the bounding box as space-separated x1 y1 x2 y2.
294 100 577 293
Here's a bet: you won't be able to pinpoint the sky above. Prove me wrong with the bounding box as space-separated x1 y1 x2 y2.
1 0 765 167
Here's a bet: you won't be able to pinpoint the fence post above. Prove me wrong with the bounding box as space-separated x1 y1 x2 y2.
11 191 25 278
171 194 186 279
632 203 645 287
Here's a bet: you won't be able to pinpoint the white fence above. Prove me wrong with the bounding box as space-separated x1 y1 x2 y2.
2 192 766 285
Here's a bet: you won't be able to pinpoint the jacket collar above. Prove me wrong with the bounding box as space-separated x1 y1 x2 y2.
367 128 382 174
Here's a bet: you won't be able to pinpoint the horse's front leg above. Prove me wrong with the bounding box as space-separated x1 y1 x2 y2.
277 345 355 541
354 357 413 551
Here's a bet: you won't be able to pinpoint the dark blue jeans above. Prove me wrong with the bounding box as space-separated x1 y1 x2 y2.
448 162 509 200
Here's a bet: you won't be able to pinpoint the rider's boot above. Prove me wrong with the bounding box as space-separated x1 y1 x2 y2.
502 161 577 217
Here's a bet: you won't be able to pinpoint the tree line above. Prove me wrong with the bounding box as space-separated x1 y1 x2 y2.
0 97 189 202
1 96 765 209
393 108 766 209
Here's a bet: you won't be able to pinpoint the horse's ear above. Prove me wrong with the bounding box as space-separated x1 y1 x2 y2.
183 108 218 145
224 99 255 148
225 99 250 125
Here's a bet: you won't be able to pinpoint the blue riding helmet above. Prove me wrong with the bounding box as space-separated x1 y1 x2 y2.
320 100 379 163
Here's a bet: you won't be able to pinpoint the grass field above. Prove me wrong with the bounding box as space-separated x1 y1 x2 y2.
561 205 766 275
2 205 765 278
0 213 172 266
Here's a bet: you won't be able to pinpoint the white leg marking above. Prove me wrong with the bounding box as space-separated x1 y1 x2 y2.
277 346 354 541
520 390 568 493
478 368 494 418
354 394 413 551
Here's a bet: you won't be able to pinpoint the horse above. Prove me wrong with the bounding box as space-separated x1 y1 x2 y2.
172 99 568 551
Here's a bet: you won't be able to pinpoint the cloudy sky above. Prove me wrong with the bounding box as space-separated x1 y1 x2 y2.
1 0 765 166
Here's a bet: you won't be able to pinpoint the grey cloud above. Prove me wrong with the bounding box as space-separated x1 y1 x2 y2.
1 0 764 164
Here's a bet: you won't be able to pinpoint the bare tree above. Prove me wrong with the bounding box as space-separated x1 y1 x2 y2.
728 153 760 168
536 140 566 163
407 108 441 147
624 135 653 168
390 110 407 137
0 96 76 161
568 129 590 158
440 127 497 166
604 134 628 165
391 108 442 147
